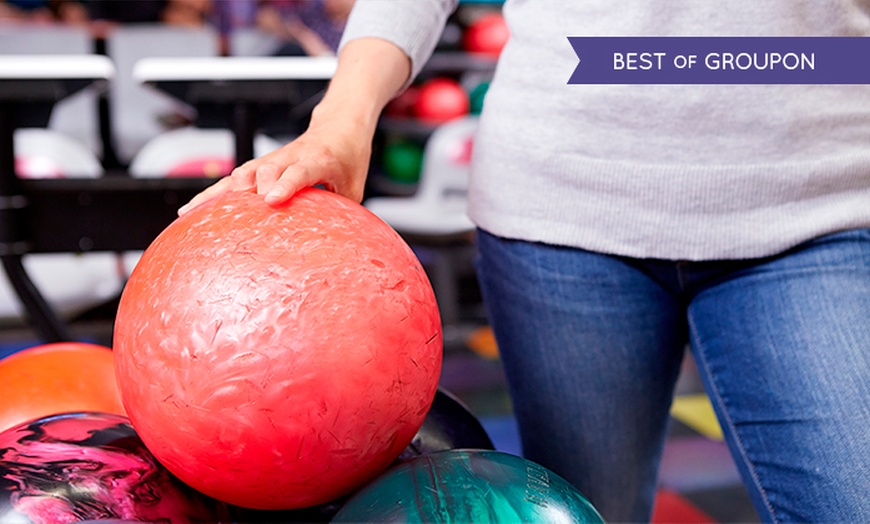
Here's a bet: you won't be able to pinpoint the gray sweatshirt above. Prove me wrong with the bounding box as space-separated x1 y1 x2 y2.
341 0 870 260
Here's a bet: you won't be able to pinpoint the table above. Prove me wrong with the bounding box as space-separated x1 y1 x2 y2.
133 56 337 165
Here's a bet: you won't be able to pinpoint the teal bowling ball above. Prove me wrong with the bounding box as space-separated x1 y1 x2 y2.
332 449 606 523
469 81 490 115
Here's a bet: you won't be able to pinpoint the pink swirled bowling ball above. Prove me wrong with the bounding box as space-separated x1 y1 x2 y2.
113 188 443 510
0 412 227 523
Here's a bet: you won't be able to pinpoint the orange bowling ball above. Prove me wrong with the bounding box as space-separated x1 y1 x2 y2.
0 342 126 433
113 188 443 510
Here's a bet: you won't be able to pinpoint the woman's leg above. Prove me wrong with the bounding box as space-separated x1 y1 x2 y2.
688 229 870 523
475 229 687 522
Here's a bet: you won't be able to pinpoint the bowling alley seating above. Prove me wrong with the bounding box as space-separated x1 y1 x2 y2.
0 23 101 155
365 116 479 331
128 127 283 178
103 24 220 165
13 129 102 179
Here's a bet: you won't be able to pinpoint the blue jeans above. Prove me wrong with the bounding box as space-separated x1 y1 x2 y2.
474 228 870 523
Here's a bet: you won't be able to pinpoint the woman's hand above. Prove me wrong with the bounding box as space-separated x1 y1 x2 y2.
178 111 372 215
177 37 411 215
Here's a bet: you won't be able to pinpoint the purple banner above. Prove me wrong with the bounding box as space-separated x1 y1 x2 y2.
567 37 870 84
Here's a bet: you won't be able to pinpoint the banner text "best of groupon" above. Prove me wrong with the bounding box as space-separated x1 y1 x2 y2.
567 37 870 84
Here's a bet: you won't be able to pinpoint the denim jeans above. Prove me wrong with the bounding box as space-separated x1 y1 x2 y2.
474 227 870 523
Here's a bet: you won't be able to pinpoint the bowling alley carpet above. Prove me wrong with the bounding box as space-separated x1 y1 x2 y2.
0 314 761 523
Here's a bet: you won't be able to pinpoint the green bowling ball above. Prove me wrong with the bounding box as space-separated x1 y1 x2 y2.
332 449 606 523
383 140 424 184
469 81 490 115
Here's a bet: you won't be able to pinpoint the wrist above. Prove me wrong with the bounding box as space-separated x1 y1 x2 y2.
309 37 410 133
309 95 379 138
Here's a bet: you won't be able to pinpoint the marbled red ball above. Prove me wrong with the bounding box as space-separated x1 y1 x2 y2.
113 188 442 510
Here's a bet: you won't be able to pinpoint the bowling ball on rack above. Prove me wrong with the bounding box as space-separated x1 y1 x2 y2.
0 412 227 524
333 449 605 523
382 139 424 183
469 81 490 115
384 85 420 118
414 78 470 123
113 188 443 510
0 342 125 434
463 12 510 56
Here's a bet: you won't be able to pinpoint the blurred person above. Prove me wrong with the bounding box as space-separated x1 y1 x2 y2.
85 0 167 24
162 0 212 27
258 0 354 56
208 0 258 53
0 0 87 24
209 0 353 56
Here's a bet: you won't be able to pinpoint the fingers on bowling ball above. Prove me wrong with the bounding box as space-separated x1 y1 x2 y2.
333 450 606 524
0 412 228 524
0 342 126 434
397 387 495 462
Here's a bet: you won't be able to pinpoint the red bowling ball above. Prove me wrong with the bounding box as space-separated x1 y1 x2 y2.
463 12 510 56
413 78 470 123
113 188 443 510
384 85 420 118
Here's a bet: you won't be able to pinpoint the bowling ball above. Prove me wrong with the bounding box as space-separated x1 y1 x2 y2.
113 188 443 510
384 86 420 118
469 81 490 115
396 388 494 462
382 140 424 184
332 450 605 523
0 412 227 523
227 497 345 524
436 20 463 51
463 12 510 56
414 78 470 123
0 342 125 434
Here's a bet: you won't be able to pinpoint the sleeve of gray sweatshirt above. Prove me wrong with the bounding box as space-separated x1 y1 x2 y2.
338 0 459 85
